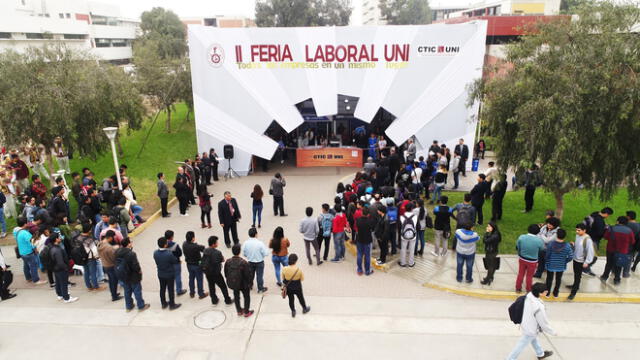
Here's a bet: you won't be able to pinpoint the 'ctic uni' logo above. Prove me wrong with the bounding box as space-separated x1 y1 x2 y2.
417 45 460 56
207 44 225 67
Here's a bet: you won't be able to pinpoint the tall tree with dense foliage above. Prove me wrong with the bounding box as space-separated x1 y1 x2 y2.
134 7 190 132
469 2 640 218
255 0 352 27
379 0 431 25
0 46 143 161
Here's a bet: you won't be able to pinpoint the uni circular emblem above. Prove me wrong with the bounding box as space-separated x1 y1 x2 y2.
208 44 225 67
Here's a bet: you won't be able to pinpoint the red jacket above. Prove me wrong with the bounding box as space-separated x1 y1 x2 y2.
11 160 29 180
332 213 347 233
353 209 363 232
604 226 635 254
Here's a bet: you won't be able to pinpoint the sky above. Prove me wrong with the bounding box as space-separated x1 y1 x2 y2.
104 0 473 23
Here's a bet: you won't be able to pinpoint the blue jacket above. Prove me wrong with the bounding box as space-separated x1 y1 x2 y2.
516 233 545 261
154 248 179 279
545 241 573 272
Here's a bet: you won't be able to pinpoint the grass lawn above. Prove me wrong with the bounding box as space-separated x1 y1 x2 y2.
431 188 639 254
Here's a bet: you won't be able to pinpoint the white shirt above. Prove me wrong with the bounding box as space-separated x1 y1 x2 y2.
521 293 556 337
411 167 423 184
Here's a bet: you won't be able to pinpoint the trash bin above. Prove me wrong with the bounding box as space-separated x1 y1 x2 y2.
471 158 480 172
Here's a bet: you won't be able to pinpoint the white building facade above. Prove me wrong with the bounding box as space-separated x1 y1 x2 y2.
0 0 138 63
446 0 561 18
361 0 385 25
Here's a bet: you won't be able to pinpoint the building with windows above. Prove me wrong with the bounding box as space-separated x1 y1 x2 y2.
446 0 561 18
361 0 385 25
0 0 139 64
181 16 256 29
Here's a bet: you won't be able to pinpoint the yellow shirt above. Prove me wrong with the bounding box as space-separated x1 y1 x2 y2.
282 265 304 281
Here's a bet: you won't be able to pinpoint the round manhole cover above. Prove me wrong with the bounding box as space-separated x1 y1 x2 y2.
194 310 226 330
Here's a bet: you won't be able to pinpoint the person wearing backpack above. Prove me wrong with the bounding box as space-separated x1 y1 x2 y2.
452 194 476 251
72 223 102 291
413 199 431 257
225 244 254 317
98 230 122 302
49 233 78 303
115 237 150 312
507 282 555 360
112 197 131 238
433 196 454 257
398 202 418 267
583 207 613 276
317 204 335 262
543 228 573 298
454 223 479 282
601 216 635 285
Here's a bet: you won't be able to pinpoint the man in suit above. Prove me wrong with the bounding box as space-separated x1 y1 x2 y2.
455 138 469 177
157 172 170 218
218 191 241 248
470 174 491 225
388 147 401 185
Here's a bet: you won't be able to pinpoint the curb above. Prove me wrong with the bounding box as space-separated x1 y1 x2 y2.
422 282 640 304
128 197 178 240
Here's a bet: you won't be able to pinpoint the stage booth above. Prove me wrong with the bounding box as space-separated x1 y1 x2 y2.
188 23 488 174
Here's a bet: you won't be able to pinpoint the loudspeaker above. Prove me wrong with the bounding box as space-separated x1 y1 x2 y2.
223 145 234 160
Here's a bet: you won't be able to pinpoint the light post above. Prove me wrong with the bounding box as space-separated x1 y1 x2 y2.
103 127 123 190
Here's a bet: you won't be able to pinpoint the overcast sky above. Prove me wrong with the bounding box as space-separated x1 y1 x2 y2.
104 0 473 24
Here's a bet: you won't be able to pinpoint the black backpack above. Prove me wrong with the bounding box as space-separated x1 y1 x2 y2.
70 243 89 266
456 205 474 228
39 245 52 270
401 214 417 240
508 295 526 324
115 256 130 281
111 206 122 224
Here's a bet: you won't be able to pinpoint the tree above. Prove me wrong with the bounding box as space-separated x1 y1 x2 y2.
134 7 190 132
469 2 640 219
255 0 352 27
560 0 591 13
379 0 431 25
0 45 143 160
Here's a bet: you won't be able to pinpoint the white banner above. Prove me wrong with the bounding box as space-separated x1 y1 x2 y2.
188 22 487 173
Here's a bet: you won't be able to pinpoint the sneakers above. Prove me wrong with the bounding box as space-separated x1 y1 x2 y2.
57 296 63 301
180 213 189 217
257 287 268 293
376 260 386 266
244 310 255 317
584 268 596 276
440 249 448 257
34 280 48 285
430 251 439 257
0 232 6 238
64 297 78 303
537 350 553 359
291 310 296 318
365 270 374 276
330 258 340 263
567 293 576 301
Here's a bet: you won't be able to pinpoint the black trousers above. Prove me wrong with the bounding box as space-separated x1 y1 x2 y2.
545 270 563 296
460 158 467 176
212 162 219 181
473 203 484 225
379 236 389 263
602 251 622 281
491 197 503 221
287 288 307 311
0 268 12 299
159 276 176 306
484 253 498 281
223 222 239 246
318 235 331 261
534 250 546 277
273 196 284 215
233 288 250 313
178 197 189 215
204 166 212 185
205 272 231 303
524 186 536 211
160 197 169 216
570 260 584 295
200 210 211 225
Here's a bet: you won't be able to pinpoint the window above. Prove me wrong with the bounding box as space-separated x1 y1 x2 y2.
0 32 11 39
95 38 111 47
63 34 85 40
26 32 44 39
111 39 127 47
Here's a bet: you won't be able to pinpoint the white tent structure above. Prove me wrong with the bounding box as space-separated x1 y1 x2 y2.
188 22 487 174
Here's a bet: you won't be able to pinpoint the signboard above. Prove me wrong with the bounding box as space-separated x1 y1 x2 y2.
296 147 362 168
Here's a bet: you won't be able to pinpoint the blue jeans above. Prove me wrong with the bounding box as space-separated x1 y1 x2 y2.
415 230 425 254
456 253 475 282
252 204 263 226
506 335 544 359
432 184 444 203
272 255 289 284
249 261 265 291
123 282 145 310
83 259 98 289
333 232 346 260
22 252 40 282
356 242 372 274
187 264 205 297
131 205 143 216
104 266 119 300
54 270 70 300
96 259 105 281
0 207 6 233
174 263 183 292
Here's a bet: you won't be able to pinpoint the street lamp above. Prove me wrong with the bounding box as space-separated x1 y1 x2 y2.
103 127 123 190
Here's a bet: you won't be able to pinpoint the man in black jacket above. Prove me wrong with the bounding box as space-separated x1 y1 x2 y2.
202 236 233 305
454 139 469 177
470 174 491 225
154 237 181 310
224 244 254 317
218 191 241 247
491 174 508 222
183 231 208 299
49 186 68 226
115 238 150 312
583 207 613 276
49 233 77 303
388 147 401 185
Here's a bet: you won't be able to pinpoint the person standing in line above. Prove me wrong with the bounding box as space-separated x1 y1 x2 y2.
515 225 545 293
209 148 220 182
98 230 122 302
451 194 476 250
173 176 190 217
50 136 71 174
197 184 212 229
432 196 454 257
534 217 560 278
157 173 170 218
375 206 390 266
317 203 335 261
627 211 640 273
506 283 555 360
202 236 234 305
454 138 469 177
600 216 635 285
282 253 311 318
583 207 613 276
544 228 573 298
454 224 479 283
491 174 508 222
75 223 102 291
153 237 182 310
299 206 322 266
183 231 208 299
431 164 447 204
470 174 491 225
166 230 187 296
14 217 45 285
270 173 287 217
449 151 461 189
243 227 269 293
201 151 212 185
331 204 348 262
269 227 290 287
566 223 595 300
355 207 376 276
250 184 264 228
115 238 150 312
481 221 501 285
225 244 254 317
522 165 540 213
218 191 241 248
49 233 78 303
398 202 417 267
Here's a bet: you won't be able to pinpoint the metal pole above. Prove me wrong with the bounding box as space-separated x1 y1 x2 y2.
110 139 123 190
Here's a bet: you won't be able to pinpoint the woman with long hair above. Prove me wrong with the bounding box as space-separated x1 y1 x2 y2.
481 221 501 285
250 184 264 228
269 226 290 287
197 184 212 228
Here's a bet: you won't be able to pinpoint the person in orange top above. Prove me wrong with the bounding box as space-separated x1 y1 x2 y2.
269 226 290 287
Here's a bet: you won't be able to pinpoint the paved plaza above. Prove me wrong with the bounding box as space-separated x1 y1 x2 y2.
1 165 639 359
